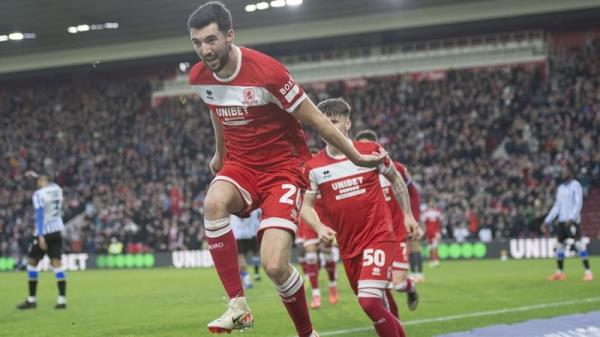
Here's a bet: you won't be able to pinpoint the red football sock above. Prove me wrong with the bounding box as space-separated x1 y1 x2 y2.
325 260 337 283
358 297 405 337
385 289 399 318
277 267 313 337
205 220 244 299
307 262 319 290
299 258 308 275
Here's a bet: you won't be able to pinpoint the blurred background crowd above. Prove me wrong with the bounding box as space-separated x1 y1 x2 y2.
1 38 598 260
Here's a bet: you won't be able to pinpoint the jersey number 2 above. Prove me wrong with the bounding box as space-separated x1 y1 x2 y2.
279 184 301 208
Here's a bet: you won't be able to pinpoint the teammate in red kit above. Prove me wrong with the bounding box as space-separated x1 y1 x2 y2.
297 192 339 309
297 147 339 309
355 130 421 313
422 200 443 267
301 98 420 337
187 3 384 335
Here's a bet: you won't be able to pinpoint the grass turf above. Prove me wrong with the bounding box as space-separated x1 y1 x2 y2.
1 257 599 337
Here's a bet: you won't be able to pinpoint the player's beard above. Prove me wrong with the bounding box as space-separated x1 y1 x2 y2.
203 43 230 74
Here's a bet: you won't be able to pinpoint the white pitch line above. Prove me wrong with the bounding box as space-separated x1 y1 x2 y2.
316 297 600 336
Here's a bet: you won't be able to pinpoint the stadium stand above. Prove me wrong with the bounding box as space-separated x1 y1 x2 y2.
1 34 598 263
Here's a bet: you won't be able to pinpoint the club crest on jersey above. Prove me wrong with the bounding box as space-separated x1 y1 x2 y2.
243 88 256 105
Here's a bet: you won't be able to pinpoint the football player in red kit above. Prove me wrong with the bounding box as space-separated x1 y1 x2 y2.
301 98 420 337
355 130 421 313
188 2 385 335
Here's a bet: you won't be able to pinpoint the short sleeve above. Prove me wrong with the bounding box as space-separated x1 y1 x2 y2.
266 61 307 113
305 165 319 194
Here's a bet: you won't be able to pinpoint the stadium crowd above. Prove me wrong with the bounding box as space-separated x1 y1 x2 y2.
1 38 598 259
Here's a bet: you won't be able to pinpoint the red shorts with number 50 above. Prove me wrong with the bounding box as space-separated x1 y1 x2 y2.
212 163 306 238
342 241 396 294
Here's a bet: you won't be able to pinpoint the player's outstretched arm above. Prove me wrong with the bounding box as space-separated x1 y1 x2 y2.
209 110 225 175
383 165 422 240
292 99 385 167
300 192 336 244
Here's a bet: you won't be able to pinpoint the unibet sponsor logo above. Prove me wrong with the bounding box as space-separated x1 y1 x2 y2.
214 106 248 118
42 254 89 271
96 253 155 269
1 255 89 272
172 250 214 268
331 176 367 200
436 242 487 260
332 176 363 191
509 237 589 259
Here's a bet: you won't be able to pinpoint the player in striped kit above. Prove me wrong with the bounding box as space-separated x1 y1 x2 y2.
17 171 67 310
544 166 593 282
230 209 262 289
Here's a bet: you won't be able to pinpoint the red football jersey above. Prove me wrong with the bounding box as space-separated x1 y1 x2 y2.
379 161 412 242
305 141 396 259
189 46 311 170
422 207 443 236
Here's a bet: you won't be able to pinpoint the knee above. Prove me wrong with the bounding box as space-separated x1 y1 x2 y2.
261 257 288 283
203 195 227 218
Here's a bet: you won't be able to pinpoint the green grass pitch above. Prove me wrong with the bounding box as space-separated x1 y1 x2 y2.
2 257 599 337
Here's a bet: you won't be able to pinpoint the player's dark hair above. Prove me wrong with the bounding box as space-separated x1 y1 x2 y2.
355 129 379 142
317 97 351 118
188 1 232 33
